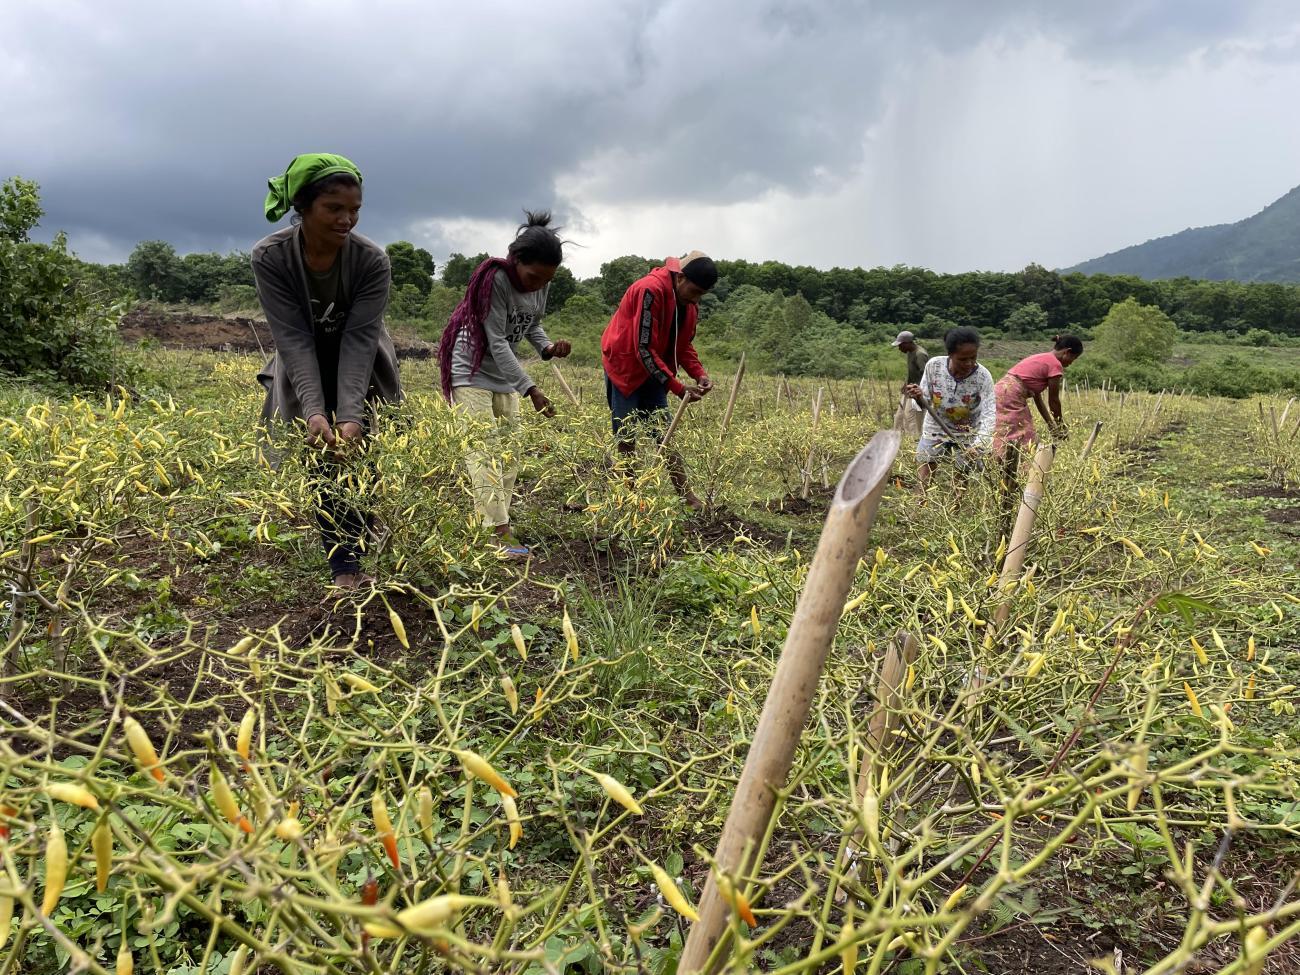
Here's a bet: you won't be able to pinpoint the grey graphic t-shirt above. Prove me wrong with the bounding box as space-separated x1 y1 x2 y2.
449 271 552 395
306 258 350 414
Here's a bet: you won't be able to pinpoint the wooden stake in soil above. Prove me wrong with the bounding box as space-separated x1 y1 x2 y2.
658 395 692 455
799 387 825 500
859 629 920 771
993 444 1055 628
1279 396 1295 432
719 352 747 437
549 362 581 407
1080 420 1103 460
829 629 922 906
679 431 900 975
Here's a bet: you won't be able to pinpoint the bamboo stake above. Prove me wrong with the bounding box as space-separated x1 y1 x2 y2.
719 352 747 437
1279 397 1295 431
658 395 692 455
799 387 825 500
859 630 920 773
993 444 1055 628
1080 420 1103 460
679 431 900 975
550 362 580 407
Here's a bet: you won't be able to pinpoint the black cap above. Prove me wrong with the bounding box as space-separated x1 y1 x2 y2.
681 255 718 290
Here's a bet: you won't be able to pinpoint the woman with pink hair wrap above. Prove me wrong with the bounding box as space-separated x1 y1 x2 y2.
436 210 572 558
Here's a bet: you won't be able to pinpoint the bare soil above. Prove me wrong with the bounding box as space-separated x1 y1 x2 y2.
120 307 434 359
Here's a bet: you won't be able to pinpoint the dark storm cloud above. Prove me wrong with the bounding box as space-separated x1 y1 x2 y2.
1 0 1294 263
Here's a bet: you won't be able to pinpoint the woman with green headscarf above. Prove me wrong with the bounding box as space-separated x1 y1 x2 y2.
252 153 402 593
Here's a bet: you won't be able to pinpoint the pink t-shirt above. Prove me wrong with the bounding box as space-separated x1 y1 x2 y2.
1007 351 1063 394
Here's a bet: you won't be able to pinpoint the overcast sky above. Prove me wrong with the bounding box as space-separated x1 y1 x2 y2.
5 0 1300 278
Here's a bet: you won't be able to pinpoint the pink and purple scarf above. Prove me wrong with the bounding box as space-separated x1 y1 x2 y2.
437 257 527 401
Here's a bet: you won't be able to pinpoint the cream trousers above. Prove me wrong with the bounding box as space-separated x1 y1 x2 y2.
452 386 520 528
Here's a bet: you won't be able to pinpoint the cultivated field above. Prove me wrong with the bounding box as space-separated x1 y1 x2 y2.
1 347 1298 974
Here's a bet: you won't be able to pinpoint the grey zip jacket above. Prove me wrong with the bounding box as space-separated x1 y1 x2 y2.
252 225 402 428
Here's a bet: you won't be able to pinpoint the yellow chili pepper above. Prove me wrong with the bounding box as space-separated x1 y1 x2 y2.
650 862 699 922
372 789 399 869
42 821 67 915
210 764 252 833
1184 682 1205 720
389 607 409 649
500 676 519 715
418 787 434 844
562 608 579 662
341 673 380 694
455 749 517 797
364 894 474 939
236 707 256 762
501 795 523 849
274 802 303 841
47 782 100 810
1191 636 1209 666
593 773 643 815
123 716 164 784
510 624 528 660
716 874 757 926
93 819 112 892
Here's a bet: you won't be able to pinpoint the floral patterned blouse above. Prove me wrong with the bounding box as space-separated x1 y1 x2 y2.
918 356 996 447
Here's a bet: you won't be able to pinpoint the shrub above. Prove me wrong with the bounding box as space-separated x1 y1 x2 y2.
216 284 259 314
0 177 131 388
1094 297 1178 363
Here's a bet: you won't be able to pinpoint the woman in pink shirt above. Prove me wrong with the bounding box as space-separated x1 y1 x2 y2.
993 335 1084 464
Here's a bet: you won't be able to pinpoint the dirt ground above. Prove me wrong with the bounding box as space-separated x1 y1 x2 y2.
119 307 434 359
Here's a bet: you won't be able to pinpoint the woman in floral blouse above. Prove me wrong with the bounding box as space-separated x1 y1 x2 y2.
903 327 995 491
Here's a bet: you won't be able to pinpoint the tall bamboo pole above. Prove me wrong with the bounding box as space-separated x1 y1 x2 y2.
679 431 901 975
549 362 581 406
993 443 1055 628
719 352 747 438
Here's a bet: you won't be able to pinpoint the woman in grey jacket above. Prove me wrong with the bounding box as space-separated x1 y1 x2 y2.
253 153 402 590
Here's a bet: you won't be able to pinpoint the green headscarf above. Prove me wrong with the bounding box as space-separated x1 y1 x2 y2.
264 153 363 222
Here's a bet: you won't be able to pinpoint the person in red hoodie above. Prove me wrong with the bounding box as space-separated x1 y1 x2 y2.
601 251 717 509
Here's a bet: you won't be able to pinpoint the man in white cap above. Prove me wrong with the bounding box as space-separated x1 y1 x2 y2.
891 330 928 436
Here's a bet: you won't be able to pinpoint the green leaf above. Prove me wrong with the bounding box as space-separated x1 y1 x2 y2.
1152 591 1223 627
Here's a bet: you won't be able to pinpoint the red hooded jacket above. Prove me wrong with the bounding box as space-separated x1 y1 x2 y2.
601 257 708 398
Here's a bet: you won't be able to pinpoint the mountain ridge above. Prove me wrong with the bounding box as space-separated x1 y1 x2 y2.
1064 185 1300 283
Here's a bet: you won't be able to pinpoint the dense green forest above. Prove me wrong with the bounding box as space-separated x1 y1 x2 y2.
70 237 1300 398
1067 182 1300 283
107 238 1300 341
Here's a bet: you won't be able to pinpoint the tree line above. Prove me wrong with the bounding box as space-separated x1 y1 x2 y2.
6 172 1300 396
95 240 1300 343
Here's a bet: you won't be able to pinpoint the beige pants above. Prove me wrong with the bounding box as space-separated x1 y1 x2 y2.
893 393 924 436
452 386 520 528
